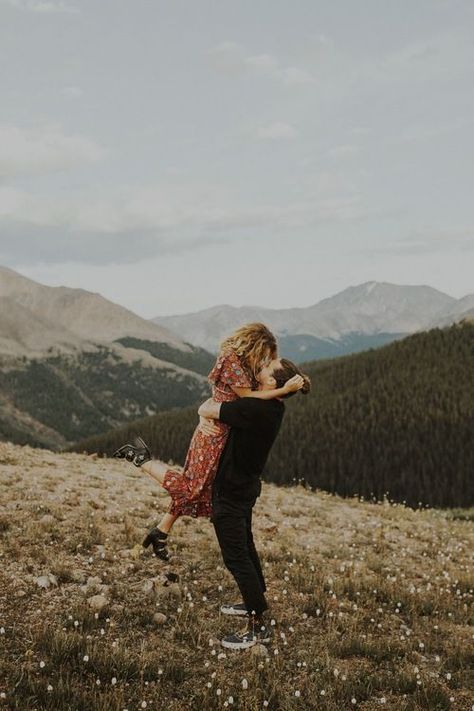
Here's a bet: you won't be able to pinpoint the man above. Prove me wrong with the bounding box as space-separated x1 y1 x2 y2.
198 357 310 650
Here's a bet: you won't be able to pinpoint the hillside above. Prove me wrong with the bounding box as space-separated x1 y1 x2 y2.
0 265 184 356
0 266 216 449
0 441 472 710
113 337 215 376
74 323 474 509
0 296 88 356
267 322 474 509
0 345 210 450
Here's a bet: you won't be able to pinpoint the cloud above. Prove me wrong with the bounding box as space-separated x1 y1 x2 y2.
279 67 314 85
62 86 83 98
244 53 279 72
0 181 377 266
256 122 298 140
0 219 226 266
206 41 247 76
328 144 360 158
370 31 474 87
0 0 79 13
207 41 314 85
392 117 471 146
0 123 105 180
362 230 474 256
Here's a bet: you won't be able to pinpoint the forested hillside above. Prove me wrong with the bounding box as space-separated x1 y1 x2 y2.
73 323 474 508
114 337 215 375
0 346 210 450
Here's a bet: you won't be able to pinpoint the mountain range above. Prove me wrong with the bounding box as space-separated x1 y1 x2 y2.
152 280 474 359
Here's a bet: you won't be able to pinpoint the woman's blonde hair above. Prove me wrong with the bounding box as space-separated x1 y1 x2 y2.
220 322 277 386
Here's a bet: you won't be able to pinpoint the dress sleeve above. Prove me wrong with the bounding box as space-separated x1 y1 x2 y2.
208 349 252 389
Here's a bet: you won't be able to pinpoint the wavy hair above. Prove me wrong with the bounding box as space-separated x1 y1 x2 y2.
220 322 277 387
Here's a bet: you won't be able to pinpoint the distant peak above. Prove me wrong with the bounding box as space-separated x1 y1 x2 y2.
0 264 22 276
364 281 378 294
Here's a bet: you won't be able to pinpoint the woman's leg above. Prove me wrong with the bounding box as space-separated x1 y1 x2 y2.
140 460 168 487
156 511 178 534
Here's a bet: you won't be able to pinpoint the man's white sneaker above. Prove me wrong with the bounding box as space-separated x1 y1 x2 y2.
220 602 248 616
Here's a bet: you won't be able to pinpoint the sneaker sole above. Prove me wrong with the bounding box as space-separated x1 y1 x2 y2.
220 607 249 616
221 636 271 650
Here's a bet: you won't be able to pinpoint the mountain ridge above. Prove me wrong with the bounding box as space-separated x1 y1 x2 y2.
0 265 188 357
152 280 461 353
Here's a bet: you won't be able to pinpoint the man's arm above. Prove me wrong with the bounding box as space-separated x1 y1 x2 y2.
199 397 260 429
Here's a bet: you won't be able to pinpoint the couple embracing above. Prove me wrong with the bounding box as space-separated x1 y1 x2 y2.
113 323 311 649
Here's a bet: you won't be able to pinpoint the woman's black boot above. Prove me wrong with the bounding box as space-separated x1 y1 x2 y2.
113 436 152 467
143 527 170 561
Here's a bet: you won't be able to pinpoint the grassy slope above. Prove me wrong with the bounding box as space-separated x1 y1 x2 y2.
0 441 472 710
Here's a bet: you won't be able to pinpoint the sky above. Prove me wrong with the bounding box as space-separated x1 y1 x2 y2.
0 0 473 318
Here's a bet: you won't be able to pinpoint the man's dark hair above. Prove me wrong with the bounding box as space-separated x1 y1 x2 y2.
272 358 311 399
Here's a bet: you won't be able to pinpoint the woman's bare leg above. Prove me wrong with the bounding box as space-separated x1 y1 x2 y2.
140 460 168 487
140 461 179 533
156 512 178 534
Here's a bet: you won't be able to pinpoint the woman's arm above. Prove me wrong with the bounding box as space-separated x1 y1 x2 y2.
230 374 304 400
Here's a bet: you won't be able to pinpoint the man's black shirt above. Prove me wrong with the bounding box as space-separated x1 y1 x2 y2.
213 397 285 503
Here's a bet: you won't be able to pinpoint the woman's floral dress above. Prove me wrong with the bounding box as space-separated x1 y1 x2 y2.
161 349 252 518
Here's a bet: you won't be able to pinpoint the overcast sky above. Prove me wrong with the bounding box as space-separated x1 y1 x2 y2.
0 0 472 317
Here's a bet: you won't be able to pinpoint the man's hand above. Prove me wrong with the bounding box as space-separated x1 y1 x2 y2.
283 374 305 393
198 397 222 421
199 415 220 437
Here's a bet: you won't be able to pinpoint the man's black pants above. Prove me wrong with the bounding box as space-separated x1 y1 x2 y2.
211 491 268 617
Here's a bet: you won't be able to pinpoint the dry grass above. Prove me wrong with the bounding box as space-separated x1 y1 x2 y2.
0 441 473 710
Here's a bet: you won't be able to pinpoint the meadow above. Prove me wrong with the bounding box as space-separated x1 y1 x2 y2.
0 441 472 710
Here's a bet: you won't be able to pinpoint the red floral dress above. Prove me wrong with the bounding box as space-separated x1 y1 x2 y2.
161 349 252 518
